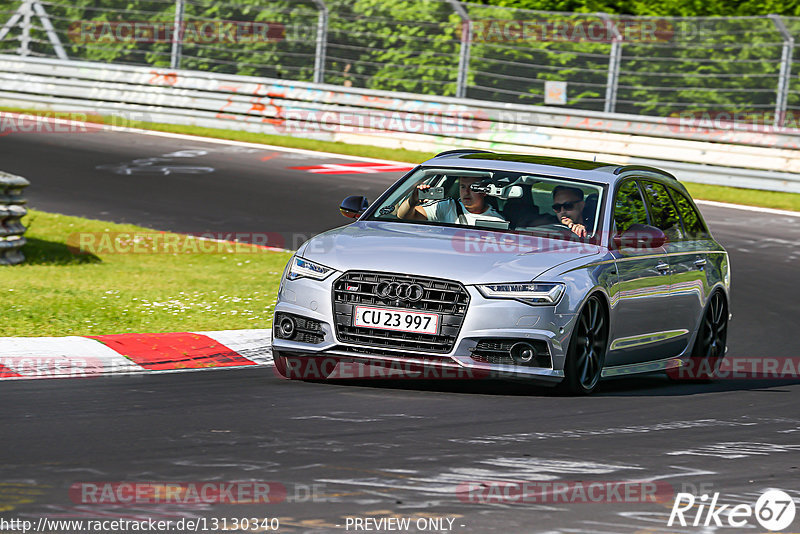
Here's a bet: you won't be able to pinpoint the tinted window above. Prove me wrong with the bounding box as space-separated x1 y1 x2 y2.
368 167 605 241
641 181 684 241
613 180 648 234
670 187 709 239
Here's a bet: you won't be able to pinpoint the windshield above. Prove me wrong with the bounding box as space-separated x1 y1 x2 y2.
368 167 605 242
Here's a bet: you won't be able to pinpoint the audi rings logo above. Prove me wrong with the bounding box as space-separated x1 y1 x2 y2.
376 282 425 302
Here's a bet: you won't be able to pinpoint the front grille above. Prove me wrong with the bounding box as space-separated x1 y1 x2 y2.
470 339 552 368
332 271 469 354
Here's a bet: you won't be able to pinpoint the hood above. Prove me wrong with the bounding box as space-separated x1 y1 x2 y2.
298 221 604 285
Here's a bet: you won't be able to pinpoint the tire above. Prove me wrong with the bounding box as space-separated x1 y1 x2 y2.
272 350 289 378
271 351 336 380
560 295 608 395
671 291 728 382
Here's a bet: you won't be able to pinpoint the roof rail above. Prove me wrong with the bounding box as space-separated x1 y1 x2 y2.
433 149 495 158
614 165 678 180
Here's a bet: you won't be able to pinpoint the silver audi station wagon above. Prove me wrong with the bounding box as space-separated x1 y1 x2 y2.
271 150 730 394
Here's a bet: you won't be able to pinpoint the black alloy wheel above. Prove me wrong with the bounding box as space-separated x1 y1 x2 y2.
686 291 728 381
561 295 608 395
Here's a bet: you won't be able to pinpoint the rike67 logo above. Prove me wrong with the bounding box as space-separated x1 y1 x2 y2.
669 490 796 531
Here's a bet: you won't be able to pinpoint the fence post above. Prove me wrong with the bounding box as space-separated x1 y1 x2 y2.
599 13 621 114
0 6 24 44
32 0 68 60
444 0 470 98
311 0 328 84
769 14 793 128
18 0 32 57
170 0 184 69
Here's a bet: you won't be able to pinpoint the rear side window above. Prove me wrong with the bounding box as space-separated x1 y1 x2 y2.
640 181 684 242
613 180 649 234
670 187 709 239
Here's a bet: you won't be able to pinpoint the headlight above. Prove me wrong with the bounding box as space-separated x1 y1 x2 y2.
286 256 334 281
477 282 565 305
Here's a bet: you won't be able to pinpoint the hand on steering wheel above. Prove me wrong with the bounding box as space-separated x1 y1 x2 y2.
561 217 587 238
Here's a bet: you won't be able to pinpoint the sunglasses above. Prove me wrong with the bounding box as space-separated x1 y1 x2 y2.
552 201 577 212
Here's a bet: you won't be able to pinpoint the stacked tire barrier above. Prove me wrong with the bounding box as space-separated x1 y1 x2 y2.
0 171 29 265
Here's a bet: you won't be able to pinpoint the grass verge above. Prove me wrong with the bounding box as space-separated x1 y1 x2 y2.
3 209 292 337
2 106 799 212
684 182 800 212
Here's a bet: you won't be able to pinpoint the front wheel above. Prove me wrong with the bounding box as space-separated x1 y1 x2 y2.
560 295 608 395
272 350 289 378
272 351 337 380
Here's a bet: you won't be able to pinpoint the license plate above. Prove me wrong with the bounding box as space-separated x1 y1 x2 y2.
353 306 439 335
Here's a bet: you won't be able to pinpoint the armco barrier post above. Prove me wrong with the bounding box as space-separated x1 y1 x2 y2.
0 171 30 265
769 14 794 128
445 0 470 98
600 13 621 114
170 0 185 70
311 0 328 85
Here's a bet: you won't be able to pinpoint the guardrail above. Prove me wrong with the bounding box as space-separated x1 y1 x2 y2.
1 55 799 193
0 170 29 265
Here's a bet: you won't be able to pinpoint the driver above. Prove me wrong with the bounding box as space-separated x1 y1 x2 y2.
398 176 505 226
552 185 588 238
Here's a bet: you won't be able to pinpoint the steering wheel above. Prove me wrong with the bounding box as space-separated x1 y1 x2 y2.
536 222 573 233
529 223 583 240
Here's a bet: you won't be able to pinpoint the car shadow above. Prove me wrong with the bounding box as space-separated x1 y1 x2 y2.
596 373 800 396
295 372 800 397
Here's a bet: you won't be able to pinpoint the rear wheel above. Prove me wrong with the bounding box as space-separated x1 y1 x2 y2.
673 291 728 381
560 295 608 395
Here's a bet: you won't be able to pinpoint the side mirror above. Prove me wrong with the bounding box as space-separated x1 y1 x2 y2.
340 195 369 219
613 224 666 249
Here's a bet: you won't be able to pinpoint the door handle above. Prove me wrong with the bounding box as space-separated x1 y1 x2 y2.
656 261 670 274
694 258 707 269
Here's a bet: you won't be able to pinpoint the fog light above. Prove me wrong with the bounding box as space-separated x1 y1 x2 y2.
510 342 536 364
279 316 296 339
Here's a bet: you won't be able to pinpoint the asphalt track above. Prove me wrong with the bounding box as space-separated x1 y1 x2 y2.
2 129 800 533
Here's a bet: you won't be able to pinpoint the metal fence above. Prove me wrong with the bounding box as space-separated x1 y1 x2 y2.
1 0 800 127
0 170 29 265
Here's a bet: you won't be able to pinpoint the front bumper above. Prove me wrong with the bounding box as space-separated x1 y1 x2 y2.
272 274 578 383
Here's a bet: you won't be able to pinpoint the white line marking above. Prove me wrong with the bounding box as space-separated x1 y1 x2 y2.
695 199 800 217
108 124 413 165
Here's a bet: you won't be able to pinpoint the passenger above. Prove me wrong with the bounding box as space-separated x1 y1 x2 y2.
552 185 588 237
398 177 505 226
